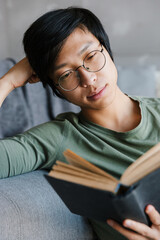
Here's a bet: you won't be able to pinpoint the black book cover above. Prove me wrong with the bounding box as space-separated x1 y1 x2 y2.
45 167 160 225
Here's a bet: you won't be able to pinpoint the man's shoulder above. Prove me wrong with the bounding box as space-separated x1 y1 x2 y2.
132 96 160 106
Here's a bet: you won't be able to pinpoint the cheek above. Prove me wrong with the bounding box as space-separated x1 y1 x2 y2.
103 51 118 82
111 63 118 81
59 89 82 104
113 65 118 83
106 60 118 83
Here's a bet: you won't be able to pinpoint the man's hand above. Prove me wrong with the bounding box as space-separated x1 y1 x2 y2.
4 57 40 89
0 57 40 106
107 205 160 239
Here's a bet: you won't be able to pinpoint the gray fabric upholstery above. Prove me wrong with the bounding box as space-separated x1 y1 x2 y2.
0 170 95 240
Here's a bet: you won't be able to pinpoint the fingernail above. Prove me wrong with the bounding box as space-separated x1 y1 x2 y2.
146 205 153 213
107 220 114 227
124 220 132 227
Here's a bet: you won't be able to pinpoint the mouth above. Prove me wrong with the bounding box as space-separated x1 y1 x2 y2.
87 85 107 100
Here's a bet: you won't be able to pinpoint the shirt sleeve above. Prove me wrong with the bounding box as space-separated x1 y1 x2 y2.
0 120 65 178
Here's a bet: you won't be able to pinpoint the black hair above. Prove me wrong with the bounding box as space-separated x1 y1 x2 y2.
23 7 113 99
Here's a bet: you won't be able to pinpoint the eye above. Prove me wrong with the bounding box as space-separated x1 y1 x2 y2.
86 52 97 61
60 70 73 81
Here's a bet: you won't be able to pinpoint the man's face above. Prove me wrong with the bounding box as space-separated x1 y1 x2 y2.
51 27 118 113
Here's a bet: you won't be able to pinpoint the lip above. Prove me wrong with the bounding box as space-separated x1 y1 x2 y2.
87 85 107 100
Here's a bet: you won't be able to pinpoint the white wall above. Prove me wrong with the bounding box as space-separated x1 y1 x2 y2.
0 0 160 67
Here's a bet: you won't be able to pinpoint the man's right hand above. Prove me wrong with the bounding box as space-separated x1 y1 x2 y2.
0 57 40 106
5 57 40 89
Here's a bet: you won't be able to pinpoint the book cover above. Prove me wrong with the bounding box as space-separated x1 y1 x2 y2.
45 143 160 224
45 167 160 225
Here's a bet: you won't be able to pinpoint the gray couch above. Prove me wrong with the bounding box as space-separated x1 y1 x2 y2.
0 59 96 240
0 59 157 240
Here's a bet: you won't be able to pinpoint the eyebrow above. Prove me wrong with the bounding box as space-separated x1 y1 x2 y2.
78 41 93 56
54 41 93 71
54 63 67 71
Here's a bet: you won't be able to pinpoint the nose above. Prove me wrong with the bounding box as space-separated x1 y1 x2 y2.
77 66 97 88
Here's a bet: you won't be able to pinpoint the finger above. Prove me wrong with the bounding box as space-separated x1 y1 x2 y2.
123 219 157 239
107 220 146 240
145 205 160 226
28 75 40 84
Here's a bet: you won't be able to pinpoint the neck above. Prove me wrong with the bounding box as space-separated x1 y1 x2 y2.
81 88 141 132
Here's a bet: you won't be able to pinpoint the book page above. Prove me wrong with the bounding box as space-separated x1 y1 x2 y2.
52 162 110 183
49 170 117 192
63 149 117 182
120 143 160 185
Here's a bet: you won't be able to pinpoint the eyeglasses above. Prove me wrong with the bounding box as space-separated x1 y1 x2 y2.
55 45 106 91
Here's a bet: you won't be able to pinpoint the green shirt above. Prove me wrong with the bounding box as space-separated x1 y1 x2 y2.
0 96 160 240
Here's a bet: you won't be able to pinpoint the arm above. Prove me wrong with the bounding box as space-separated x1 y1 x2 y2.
0 120 62 178
0 58 53 179
0 58 39 106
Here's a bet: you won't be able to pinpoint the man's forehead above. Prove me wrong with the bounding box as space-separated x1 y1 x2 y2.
63 27 97 47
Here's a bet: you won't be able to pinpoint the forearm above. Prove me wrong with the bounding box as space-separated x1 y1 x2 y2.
0 122 58 179
0 141 10 178
0 135 49 179
0 74 14 107
0 58 39 107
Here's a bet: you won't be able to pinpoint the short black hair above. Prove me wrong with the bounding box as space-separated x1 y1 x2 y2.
23 7 113 99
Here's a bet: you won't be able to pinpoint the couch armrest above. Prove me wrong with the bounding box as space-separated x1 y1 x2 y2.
0 170 95 240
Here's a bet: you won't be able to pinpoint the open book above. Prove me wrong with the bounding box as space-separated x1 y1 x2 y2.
45 143 160 224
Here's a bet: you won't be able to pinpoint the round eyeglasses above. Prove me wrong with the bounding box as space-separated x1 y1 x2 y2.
55 46 106 91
